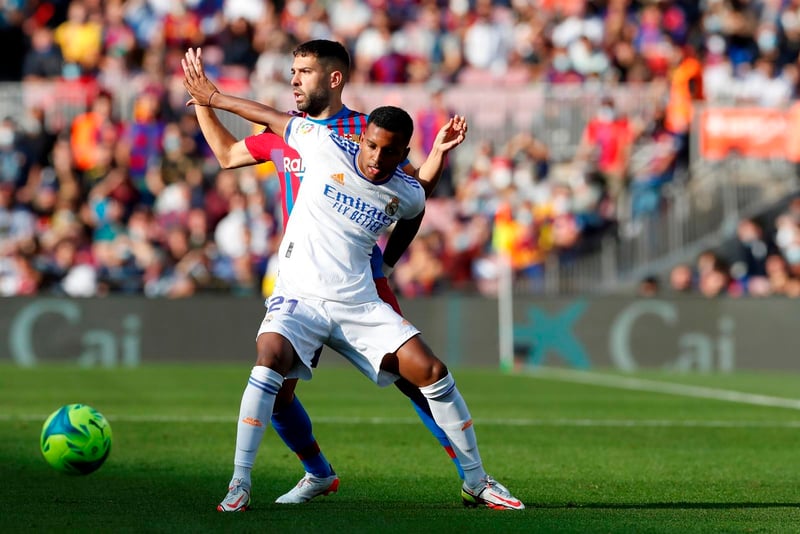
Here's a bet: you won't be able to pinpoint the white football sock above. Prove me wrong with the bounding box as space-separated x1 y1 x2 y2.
231 365 284 486
420 373 486 488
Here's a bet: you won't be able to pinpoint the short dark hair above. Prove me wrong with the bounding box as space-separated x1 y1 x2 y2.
367 106 414 143
293 40 351 80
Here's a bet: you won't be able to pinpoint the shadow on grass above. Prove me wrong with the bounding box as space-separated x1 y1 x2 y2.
535 502 800 510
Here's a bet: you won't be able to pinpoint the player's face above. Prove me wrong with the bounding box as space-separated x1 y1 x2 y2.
356 123 410 181
290 55 332 116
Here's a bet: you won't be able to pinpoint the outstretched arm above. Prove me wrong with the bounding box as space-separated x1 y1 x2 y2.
404 115 468 198
182 47 292 151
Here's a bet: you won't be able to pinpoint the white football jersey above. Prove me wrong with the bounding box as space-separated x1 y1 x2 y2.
276 117 425 303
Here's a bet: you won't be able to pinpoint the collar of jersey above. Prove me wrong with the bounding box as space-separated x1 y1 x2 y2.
299 106 393 186
302 105 354 125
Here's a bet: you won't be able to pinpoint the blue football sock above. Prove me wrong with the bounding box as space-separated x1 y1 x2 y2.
271 396 333 478
409 397 465 480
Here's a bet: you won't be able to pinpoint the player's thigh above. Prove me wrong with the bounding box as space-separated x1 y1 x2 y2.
330 300 419 386
257 294 330 380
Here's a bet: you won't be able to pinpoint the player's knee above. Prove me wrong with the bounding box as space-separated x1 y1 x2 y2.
409 358 448 387
426 360 449 385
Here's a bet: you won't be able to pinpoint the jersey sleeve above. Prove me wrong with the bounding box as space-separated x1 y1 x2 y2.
244 131 286 162
399 173 426 220
284 117 333 155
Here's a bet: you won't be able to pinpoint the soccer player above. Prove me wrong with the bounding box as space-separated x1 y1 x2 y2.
183 47 524 511
185 41 464 509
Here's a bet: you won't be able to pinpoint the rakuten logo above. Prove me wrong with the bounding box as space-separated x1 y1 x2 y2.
283 157 305 174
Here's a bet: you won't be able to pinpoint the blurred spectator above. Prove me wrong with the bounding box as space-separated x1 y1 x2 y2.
0 117 26 188
0 251 39 296
627 106 679 222
102 0 136 60
205 168 238 231
119 91 165 206
53 0 103 77
0 182 35 257
22 26 64 81
19 107 57 176
328 0 372 51
729 218 772 287
70 90 118 177
669 263 694 294
459 0 513 83
695 250 741 297
637 275 660 297
218 16 259 81
393 229 447 297
576 97 636 208
353 11 394 82
413 84 456 198
664 43 703 169
765 253 793 295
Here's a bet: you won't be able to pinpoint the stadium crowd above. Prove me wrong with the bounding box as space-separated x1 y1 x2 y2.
2 0 800 298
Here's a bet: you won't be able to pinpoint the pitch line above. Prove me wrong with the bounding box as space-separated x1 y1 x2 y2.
2 413 799 428
524 367 800 411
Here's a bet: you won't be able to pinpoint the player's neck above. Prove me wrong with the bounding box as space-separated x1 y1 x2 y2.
307 99 345 121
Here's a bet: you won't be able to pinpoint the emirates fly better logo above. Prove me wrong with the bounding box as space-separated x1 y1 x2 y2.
323 184 394 233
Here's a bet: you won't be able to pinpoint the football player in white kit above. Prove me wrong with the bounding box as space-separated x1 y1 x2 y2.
183 47 524 511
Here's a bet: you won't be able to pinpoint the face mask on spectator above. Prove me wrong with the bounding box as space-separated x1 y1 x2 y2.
705 15 722 33
776 225 796 248
163 135 180 153
597 106 616 122
553 54 570 72
0 127 13 147
553 196 572 215
758 31 777 53
785 246 800 265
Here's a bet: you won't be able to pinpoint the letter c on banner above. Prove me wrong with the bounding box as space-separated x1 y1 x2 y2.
609 300 677 371
9 300 81 367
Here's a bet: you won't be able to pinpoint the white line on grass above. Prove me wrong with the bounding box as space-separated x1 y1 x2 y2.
2 413 799 428
523 367 800 411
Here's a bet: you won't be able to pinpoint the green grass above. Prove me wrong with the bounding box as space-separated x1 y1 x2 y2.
1 364 799 533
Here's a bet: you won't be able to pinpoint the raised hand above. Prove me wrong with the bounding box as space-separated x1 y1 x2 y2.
433 115 468 154
181 48 220 107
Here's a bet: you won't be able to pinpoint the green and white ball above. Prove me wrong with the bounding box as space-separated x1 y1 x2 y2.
40 404 112 475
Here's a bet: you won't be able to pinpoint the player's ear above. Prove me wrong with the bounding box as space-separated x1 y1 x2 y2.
330 70 344 90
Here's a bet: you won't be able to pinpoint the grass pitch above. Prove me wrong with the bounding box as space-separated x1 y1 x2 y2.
1 364 799 533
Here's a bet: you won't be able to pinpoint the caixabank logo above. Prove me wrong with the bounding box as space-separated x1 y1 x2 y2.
513 299 738 372
513 300 590 369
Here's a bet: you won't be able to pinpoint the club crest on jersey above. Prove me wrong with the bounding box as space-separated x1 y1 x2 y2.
385 196 400 216
330 173 344 184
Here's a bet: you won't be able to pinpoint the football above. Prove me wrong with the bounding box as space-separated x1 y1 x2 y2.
40 404 113 475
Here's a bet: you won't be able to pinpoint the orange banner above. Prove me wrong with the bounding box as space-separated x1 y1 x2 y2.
699 107 800 161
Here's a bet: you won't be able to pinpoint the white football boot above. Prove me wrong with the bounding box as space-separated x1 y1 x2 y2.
217 478 251 512
275 472 340 504
461 475 524 510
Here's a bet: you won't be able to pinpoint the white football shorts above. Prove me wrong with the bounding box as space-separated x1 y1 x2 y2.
256 291 420 386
